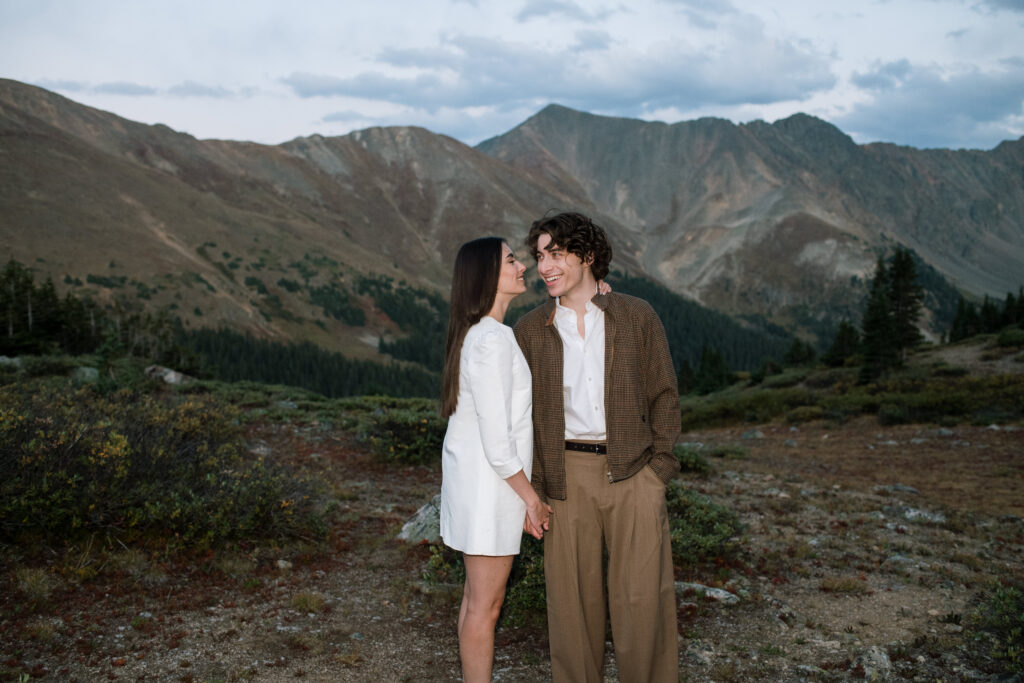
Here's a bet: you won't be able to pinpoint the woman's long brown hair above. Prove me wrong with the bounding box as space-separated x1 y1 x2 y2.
440 237 503 417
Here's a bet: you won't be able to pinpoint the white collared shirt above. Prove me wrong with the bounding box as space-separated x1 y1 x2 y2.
553 295 606 441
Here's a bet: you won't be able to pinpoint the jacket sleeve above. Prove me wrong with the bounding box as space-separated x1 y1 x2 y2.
466 329 523 479
514 321 547 499
641 305 682 481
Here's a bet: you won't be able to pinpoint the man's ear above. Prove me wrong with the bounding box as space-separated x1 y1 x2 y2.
583 251 595 267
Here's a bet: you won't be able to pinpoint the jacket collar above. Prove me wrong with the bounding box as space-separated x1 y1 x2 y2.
543 292 612 326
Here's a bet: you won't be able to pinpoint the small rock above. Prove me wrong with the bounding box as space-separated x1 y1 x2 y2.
71 366 99 382
883 554 915 567
851 645 892 681
248 441 272 457
684 640 714 666
783 439 798 447
874 483 920 495
397 494 441 544
675 582 740 605
986 424 1001 431
276 559 292 571
741 430 764 440
145 365 193 385
909 438 928 445
274 400 298 410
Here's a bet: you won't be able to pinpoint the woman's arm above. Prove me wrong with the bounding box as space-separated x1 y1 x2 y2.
504 470 551 539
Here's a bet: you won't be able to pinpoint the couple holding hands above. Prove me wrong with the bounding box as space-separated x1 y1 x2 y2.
439 212 681 682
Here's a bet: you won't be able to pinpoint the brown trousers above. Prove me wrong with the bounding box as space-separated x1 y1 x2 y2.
544 449 678 682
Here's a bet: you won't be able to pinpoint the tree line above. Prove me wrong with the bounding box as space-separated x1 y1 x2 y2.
1 260 187 368
182 328 439 398
948 289 1024 342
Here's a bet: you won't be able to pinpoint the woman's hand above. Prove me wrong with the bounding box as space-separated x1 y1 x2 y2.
597 280 612 295
523 499 553 540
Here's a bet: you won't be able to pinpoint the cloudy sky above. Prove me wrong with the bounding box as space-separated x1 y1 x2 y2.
2 0 1022 150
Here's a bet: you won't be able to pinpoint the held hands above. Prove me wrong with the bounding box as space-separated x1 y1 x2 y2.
523 498 553 540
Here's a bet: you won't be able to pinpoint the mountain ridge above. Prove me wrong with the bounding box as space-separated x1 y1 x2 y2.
3 78 1022 357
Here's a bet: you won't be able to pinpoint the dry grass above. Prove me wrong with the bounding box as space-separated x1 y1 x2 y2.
820 576 871 594
290 592 326 613
15 567 58 606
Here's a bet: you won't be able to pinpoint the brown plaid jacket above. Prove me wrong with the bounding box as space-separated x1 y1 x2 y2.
513 292 681 501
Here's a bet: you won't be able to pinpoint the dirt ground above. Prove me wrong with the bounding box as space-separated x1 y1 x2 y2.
2 414 1022 682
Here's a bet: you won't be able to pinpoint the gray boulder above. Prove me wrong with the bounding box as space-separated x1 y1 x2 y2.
397 493 441 544
145 365 193 385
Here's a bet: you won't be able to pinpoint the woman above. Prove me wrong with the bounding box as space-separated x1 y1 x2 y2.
439 236 550 682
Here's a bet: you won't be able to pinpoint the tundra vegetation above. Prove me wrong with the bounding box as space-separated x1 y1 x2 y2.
1 254 1023 679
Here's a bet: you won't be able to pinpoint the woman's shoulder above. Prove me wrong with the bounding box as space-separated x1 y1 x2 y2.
465 317 514 350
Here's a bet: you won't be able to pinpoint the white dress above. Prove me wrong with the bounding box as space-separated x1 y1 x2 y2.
440 316 533 556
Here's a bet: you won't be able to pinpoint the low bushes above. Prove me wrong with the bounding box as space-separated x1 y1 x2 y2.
0 378 326 548
687 363 1024 430
967 582 1024 675
666 481 744 570
997 328 1024 348
357 398 446 465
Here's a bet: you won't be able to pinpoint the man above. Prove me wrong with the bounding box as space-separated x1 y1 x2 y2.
513 212 681 682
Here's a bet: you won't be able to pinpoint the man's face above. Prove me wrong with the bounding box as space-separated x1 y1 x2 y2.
534 233 590 300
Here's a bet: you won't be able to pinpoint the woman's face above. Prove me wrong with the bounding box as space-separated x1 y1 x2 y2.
495 242 527 299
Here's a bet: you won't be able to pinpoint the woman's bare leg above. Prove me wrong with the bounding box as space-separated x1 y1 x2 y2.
458 554 514 682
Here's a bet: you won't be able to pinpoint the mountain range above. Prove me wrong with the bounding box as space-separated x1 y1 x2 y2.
2 78 1022 360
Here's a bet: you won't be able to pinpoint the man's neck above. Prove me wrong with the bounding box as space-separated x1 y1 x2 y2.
557 277 600 316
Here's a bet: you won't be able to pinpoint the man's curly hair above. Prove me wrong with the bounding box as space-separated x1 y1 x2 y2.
526 212 613 281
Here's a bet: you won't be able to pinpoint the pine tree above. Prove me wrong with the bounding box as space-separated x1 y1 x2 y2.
823 320 860 367
783 338 817 367
695 345 733 395
887 247 924 361
676 359 695 395
980 295 1001 333
1002 291 1018 328
860 255 899 383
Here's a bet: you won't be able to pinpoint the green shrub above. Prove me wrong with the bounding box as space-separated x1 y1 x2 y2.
877 402 909 425
362 405 446 465
680 386 813 431
675 444 710 475
706 444 748 459
0 379 326 548
19 355 81 378
997 328 1024 348
786 405 825 424
762 369 809 389
666 482 744 569
967 582 1024 674
500 536 547 629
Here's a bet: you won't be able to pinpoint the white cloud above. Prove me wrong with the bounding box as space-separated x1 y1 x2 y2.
93 81 158 96
167 81 233 98
838 59 1024 148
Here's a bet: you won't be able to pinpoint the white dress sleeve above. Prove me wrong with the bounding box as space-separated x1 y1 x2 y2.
465 327 522 479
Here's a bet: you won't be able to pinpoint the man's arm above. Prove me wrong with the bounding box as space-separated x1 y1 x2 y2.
642 305 682 482
513 320 548 500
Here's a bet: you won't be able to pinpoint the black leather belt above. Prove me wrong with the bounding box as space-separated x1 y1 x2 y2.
565 441 607 455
